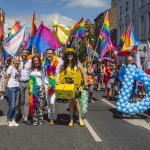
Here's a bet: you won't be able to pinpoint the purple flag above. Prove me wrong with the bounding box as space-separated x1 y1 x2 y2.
32 22 61 53
24 33 30 49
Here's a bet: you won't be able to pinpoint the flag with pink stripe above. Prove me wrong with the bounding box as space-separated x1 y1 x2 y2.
3 24 26 56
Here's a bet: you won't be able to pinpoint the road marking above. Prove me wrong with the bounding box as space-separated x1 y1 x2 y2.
84 119 102 142
0 116 7 126
101 99 150 131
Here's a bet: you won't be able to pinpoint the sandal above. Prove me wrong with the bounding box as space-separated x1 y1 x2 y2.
33 122 38 126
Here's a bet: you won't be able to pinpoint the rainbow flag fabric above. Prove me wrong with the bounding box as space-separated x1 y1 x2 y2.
31 11 36 38
70 18 86 38
100 12 111 42
99 35 111 59
8 21 21 37
119 31 126 48
32 22 61 53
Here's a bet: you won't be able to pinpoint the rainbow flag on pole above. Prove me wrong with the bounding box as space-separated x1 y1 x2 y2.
100 12 111 42
119 31 126 48
8 21 21 37
31 11 36 38
99 35 111 59
70 18 86 38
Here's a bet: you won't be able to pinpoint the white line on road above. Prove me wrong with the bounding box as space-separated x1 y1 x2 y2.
0 116 7 126
83 119 102 142
101 99 150 131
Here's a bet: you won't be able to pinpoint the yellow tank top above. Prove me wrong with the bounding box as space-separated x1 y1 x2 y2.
58 65 82 88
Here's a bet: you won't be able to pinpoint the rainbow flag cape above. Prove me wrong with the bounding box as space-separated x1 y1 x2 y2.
8 21 21 37
70 18 86 38
31 11 36 38
100 12 111 42
32 22 61 53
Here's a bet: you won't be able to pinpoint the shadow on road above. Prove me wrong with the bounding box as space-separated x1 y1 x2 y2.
57 113 70 126
0 110 3 116
109 108 148 120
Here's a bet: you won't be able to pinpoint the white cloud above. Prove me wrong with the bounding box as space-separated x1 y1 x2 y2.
5 13 76 38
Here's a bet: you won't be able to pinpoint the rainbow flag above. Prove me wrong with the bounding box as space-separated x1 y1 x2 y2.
70 18 86 38
100 12 111 42
119 31 126 48
8 21 21 37
99 35 111 59
31 11 36 38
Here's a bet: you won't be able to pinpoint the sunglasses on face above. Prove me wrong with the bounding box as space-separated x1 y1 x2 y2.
66 52 74 55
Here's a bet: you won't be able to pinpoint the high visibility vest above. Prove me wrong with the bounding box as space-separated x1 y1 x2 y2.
87 68 94 85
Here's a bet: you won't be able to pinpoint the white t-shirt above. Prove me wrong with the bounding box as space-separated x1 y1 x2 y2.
20 59 31 81
30 70 44 86
7 66 20 87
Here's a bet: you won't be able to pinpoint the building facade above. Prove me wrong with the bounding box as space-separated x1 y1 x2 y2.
117 0 150 64
94 0 117 53
84 19 95 36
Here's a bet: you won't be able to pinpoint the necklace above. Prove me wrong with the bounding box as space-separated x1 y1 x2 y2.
44 56 59 95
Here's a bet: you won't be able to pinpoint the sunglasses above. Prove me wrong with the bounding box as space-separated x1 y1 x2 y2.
66 52 74 55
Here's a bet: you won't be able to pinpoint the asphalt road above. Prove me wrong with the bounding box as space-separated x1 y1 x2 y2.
0 90 150 150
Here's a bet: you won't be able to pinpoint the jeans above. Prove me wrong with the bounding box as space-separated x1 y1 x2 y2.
7 87 20 121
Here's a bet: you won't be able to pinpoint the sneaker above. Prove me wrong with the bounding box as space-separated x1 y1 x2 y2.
20 118 25 123
12 120 19 127
0 95 4 99
7 121 13 127
24 120 32 125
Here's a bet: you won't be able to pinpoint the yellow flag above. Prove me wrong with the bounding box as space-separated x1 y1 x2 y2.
52 15 70 45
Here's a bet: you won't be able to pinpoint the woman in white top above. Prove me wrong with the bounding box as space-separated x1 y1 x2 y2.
29 55 45 126
5 56 20 127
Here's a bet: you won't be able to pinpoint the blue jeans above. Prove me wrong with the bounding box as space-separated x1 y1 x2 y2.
7 87 20 121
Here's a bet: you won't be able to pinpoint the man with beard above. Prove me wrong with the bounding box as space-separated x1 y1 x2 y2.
43 48 63 125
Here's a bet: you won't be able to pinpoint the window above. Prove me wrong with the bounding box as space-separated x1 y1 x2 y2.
125 2 128 16
119 25 123 40
140 15 145 40
132 0 135 13
120 6 122 19
125 23 128 30
148 12 150 37
140 0 145 7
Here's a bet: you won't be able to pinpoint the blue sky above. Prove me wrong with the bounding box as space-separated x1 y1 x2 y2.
0 0 111 32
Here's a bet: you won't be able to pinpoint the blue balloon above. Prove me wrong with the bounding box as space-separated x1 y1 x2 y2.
117 107 121 111
129 109 133 114
117 66 150 115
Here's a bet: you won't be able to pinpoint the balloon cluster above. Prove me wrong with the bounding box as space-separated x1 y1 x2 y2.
117 65 150 115
79 90 88 116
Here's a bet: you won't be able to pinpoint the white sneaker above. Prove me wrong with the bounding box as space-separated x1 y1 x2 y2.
0 95 4 99
12 120 19 127
7 121 14 127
